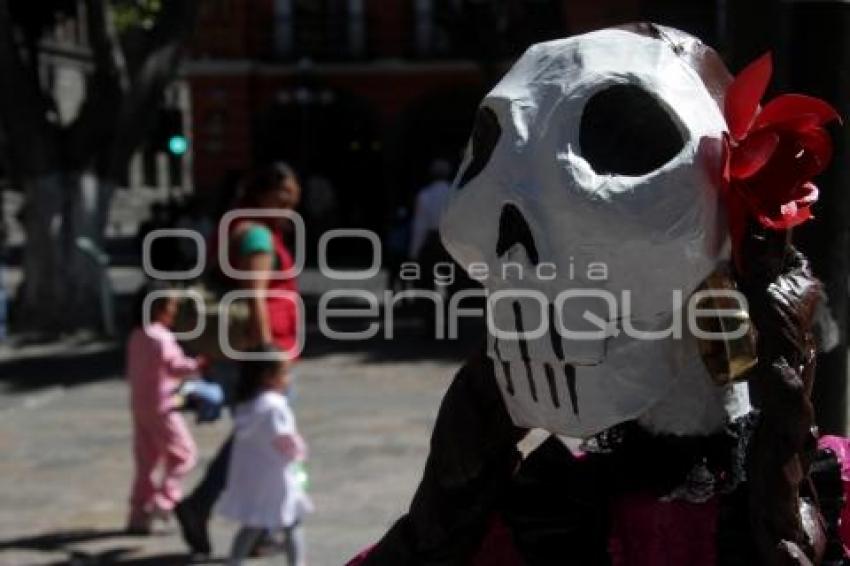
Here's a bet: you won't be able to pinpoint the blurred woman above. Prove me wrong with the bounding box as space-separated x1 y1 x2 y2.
229 162 302 356
175 163 302 555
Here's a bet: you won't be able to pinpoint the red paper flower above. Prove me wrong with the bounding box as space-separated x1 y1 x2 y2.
722 52 841 251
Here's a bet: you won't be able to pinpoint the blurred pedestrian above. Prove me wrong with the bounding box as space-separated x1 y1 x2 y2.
176 162 303 555
409 159 453 263
409 159 455 337
224 162 301 351
0 216 7 342
126 282 207 534
218 344 312 566
385 206 411 293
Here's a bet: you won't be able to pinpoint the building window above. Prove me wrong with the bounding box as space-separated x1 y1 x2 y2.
410 0 566 60
278 0 366 61
413 0 459 57
348 0 366 58
201 0 236 22
413 0 434 56
274 0 295 57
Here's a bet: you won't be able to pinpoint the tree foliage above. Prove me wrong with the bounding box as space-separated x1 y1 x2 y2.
113 0 163 32
0 0 196 178
0 0 197 332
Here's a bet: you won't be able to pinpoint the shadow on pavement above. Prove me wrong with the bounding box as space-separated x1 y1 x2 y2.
48 551 222 565
0 529 225 565
0 529 129 551
0 344 124 394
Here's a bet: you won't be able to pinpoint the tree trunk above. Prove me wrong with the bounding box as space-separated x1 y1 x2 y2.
19 174 65 333
1 0 197 335
18 171 114 334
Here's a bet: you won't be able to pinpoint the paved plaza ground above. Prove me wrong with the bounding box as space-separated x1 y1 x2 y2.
0 326 478 565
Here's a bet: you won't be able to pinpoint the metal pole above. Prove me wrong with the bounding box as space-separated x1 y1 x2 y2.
178 80 193 195
781 0 850 434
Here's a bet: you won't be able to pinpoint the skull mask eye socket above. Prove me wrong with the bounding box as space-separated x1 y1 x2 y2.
458 106 501 189
579 85 686 177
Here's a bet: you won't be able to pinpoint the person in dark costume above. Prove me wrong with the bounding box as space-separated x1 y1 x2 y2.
350 24 845 566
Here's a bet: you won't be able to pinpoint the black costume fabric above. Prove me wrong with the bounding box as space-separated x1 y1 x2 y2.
361 234 843 565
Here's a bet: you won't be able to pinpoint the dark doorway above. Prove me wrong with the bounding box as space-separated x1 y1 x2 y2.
254 87 383 266
389 86 486 210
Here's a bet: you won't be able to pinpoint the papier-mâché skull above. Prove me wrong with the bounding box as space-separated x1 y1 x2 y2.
441 24 750 438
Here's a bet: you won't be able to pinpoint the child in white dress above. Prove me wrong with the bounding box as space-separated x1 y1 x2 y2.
217 345 312 566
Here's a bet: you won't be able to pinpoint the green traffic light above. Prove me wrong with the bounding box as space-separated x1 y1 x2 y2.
168 135 188 156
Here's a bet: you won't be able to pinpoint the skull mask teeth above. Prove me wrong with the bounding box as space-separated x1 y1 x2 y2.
441 26 734 438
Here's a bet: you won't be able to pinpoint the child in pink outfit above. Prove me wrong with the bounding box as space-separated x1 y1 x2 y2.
126 287 206 533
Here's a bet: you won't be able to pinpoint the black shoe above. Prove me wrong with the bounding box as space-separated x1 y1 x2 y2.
174 500 211 556
249 530 277 557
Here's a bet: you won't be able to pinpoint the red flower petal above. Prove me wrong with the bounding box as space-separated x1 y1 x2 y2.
758 113 823 134
725 53 773 142
795 181 819 205
753 182 818 230
797 128 834 177
740 128 831 211
780 200 799 218
758 205 813 230
753 94 842 130
722 53 835 249
729 130 780 179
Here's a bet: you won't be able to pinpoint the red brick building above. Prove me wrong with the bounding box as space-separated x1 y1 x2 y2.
185 0 720 232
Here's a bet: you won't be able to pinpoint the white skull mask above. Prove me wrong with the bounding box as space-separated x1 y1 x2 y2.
441 25 739 438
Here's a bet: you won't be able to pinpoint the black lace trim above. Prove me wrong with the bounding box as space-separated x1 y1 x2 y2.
581 413 759 498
